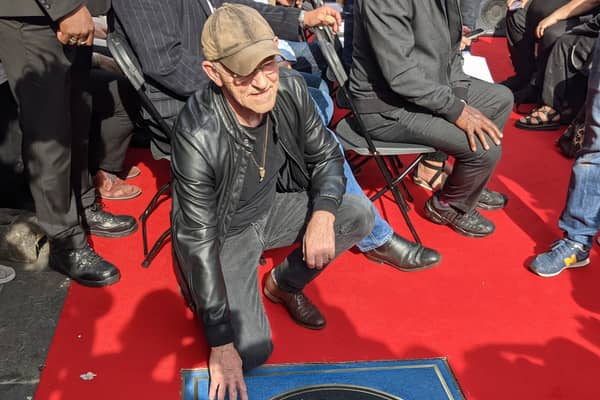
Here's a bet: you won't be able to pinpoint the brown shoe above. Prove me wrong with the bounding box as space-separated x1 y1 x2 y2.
94 170 142 201
263 271 326 330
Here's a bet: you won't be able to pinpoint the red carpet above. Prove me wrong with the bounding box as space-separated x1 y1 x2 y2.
36 37 600 400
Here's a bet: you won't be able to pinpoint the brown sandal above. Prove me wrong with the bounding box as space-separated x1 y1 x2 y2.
412 160 449 192
95 170 142 200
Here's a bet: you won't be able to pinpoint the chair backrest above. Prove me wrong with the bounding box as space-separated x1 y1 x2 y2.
312 27 384 153
106 31 172 137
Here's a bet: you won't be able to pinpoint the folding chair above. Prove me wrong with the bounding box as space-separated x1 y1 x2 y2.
313 27 436 244
107 30 172 267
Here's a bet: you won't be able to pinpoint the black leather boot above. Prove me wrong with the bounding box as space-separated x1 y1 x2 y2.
49 243 120 287
364 234 441 272
83 203 138 238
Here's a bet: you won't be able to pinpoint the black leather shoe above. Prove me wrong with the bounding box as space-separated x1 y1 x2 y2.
424 197 495 238
477 188 508 210
263 271 326 330
83 203 138 238
364 234 441 271
49 243 120 287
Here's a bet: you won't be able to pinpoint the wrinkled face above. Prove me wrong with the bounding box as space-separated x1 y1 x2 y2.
214 57 280 117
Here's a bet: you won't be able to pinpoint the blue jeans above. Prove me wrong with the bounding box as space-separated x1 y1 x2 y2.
302 72 334 125
287 41 327 78
558 37 600 249
308 86 393 251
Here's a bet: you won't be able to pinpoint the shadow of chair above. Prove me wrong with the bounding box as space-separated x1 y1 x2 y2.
106 31 172 267
313 27 436 244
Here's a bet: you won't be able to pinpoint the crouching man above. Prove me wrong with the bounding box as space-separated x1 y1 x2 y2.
170 4 374 399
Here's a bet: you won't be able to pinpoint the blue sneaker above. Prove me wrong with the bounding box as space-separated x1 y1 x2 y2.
530 239 590 277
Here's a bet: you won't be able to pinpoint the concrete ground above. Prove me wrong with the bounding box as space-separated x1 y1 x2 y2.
0 244 69 400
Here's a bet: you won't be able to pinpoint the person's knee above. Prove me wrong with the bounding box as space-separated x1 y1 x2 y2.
491 84 515 124
505 8 526 34
541 25 564 50
239 339 273 372
495 84 515 111
342 194 376 239
480 142 503 169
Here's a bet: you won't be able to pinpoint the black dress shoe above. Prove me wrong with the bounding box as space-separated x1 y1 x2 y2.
424 197 495 238
476 188 508 210
263 271 326 330
49 243 120 287
83 203 138 238
364 234 441 272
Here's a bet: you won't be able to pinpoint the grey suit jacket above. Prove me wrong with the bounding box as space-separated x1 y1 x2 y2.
0 0 111 21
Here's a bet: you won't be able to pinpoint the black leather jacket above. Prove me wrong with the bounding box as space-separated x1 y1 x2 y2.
170 68 346 347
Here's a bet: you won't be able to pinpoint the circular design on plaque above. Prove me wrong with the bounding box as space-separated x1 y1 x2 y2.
270 384 401 400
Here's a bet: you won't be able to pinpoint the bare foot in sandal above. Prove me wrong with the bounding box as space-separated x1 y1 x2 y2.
515 105 562 131
412 160 452 192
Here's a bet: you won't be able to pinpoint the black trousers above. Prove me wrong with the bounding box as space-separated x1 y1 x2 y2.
358 79 513 213
88 68 139 173
542 33 596 117
0 82 29 209
505 0 595 84
0 17 95 249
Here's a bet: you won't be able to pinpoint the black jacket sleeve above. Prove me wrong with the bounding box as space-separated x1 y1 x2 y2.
171 97 235 347
36 0 83 21
287 72 346 214
361 0 465 122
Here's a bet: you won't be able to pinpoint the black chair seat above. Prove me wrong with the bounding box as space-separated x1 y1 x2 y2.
335 117 435 157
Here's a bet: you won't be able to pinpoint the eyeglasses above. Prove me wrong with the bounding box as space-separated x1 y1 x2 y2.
217 58 279 86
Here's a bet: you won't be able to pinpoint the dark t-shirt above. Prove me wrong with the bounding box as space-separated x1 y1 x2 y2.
227 117 286 235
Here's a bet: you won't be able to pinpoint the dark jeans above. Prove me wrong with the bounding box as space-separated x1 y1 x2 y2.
358 79 513 213
0 17 95 249
505 0 595 85
218 191 374 370
88 68 140 173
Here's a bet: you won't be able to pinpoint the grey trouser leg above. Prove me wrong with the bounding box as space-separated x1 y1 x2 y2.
219 191 373 370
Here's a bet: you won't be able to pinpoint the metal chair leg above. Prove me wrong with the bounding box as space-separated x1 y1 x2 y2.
141 228 172 268
369 154 422 243
141 182 171 256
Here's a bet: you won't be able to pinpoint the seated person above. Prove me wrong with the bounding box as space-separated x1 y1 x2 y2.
113 0 441 272
349 0 512 238
530 35 600 277
111 0 341 161
503 0 600 103
516 10 599 129
89 54 143 200
89 18 142 200
171 5 375 395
